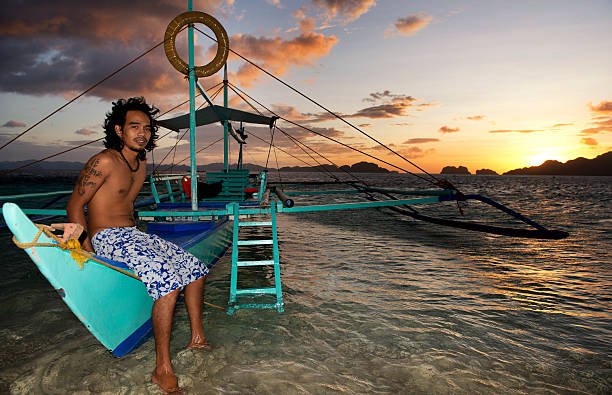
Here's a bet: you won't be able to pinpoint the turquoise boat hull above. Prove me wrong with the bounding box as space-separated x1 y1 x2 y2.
2 202 231 357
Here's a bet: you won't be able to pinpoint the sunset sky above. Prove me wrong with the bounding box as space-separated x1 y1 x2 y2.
0 0 610 174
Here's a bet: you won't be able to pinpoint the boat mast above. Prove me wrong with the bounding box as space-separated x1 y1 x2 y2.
187 0 198 211
223 64 229 172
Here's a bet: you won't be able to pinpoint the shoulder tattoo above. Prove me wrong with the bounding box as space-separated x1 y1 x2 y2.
77 158 103 196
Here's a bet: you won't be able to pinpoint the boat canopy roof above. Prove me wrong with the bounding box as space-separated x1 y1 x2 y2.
157 105 277 132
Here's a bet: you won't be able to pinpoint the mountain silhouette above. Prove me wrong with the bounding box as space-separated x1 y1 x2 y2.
504 151 611 176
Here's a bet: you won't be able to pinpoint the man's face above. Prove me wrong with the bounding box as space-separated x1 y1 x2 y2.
115 110 152 152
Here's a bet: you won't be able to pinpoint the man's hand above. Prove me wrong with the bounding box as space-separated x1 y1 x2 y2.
46 223 85 243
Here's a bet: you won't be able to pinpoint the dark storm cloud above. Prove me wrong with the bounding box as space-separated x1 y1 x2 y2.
0 0 225 100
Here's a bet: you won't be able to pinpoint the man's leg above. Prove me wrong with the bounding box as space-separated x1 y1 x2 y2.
184 276 211 349
151 288 183 393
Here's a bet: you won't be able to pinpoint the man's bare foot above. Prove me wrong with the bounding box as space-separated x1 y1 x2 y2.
152 368 185 394
187 338 212 350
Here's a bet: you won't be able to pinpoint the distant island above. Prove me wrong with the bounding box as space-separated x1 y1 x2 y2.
441 166 498 175
476 169 498 175
503 151 612 176
280 161 390 173
441 166 470 175
2 152 610 180
439 151 611 176
0 160 392 179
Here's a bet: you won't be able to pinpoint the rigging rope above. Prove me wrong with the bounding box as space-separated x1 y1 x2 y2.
3 21 447 194
0 138 104 176
194 26 445 188
169 137 224 168
228 83 403 186
152 82 225 174
227 83 347 183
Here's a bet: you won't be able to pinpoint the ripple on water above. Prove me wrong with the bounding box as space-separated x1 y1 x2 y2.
1 175 611 393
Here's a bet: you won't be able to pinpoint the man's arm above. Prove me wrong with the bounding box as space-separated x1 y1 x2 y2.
66 153 110 252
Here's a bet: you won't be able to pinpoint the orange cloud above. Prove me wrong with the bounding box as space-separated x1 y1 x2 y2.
466 115 485 121
488 129 543 133
271 104 311 121
397 146 435 159
312 0 376 23
299 17 316 33
0 1 225 43
589 101 612 114
439 126 459 133
228 32 339 87
580 137 598 146
292 6 308 19
348 91 436 119
581 100 612 134
387 13 432 37
75 128 96 135
276 91 435 123
3 120 26 127
351 102 416 119
403 138 439 144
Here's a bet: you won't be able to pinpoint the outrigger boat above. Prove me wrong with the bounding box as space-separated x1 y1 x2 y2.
0 2 568 358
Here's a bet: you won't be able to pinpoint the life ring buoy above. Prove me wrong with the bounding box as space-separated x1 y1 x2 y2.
164 11 229 78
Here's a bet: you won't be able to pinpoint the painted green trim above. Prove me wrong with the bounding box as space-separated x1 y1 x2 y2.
284 189 362 196
0 190 72 200
21 209 67 215
275 196 442 213
137 196 443 217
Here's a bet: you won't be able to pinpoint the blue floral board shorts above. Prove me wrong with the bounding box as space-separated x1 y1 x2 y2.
92 227 208 300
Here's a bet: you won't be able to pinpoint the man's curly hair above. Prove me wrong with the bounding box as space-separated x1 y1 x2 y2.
103 97 159 160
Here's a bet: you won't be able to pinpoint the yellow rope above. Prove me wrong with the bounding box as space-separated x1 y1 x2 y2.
12 225 224 310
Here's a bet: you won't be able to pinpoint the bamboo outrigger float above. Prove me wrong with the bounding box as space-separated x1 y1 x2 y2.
0 1 568 357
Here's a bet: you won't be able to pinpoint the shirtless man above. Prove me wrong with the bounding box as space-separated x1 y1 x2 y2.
67 97 209 394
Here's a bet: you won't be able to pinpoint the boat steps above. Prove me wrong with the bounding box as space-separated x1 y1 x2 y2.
239 221 272 227
228 202 283 315
237 239 273 246
237 259 275 267
236 287 276 295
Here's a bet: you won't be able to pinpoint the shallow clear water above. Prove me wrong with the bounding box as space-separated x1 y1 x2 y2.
1 174 611 393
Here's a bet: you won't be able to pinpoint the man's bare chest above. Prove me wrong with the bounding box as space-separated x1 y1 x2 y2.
106 172 145 199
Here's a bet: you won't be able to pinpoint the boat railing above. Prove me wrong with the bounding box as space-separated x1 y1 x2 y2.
149 174 185 204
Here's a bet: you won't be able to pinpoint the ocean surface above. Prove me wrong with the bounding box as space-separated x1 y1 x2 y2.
0 173 610 394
